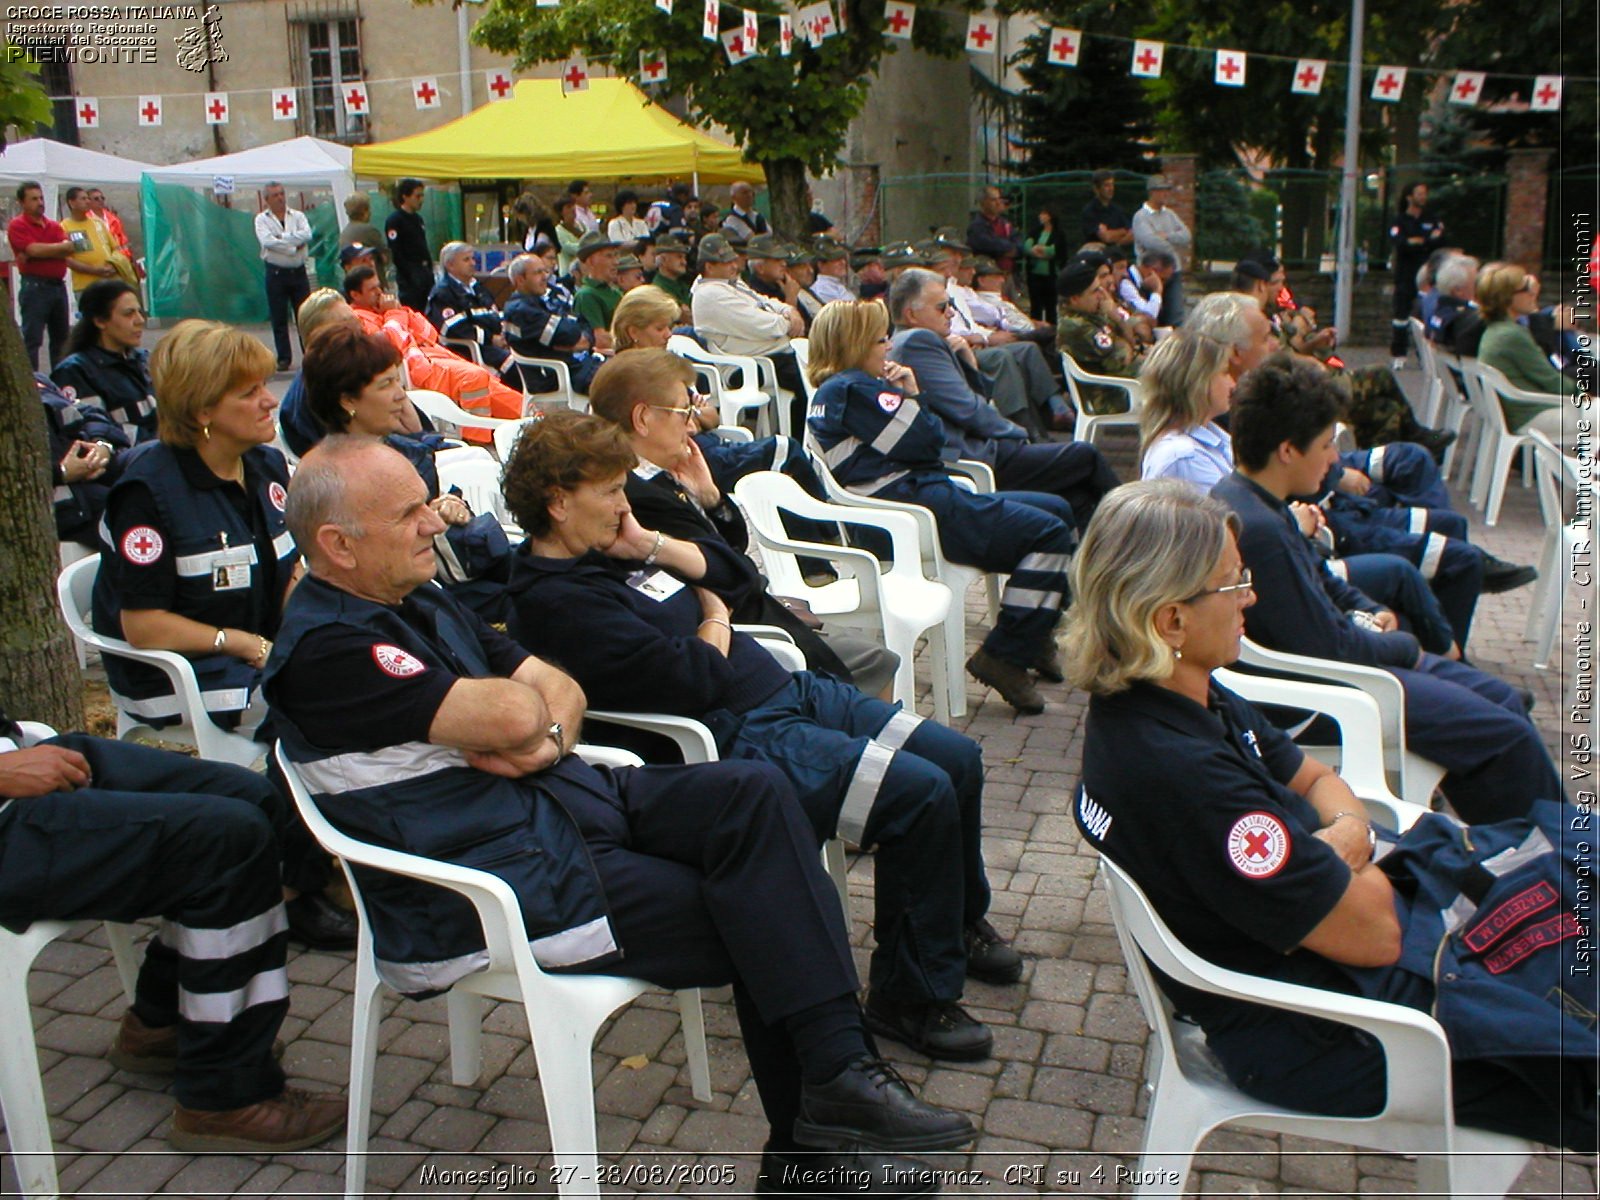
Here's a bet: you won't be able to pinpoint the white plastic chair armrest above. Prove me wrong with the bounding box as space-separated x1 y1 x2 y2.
733 476 929 583
574 744 644 770
583 711 718 763
750 636 806 673
1235 638 1407 747
731 623 796 645
16 721 57 746
713 424 754 443
947 459 995 493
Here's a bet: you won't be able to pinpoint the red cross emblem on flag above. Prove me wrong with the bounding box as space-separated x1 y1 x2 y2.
272 89 297 120
75 98 99 128
1372 66 1406 101
138 95 163 126
204 92 229 125
703 0 719 40
344 82 369 114
884 1 914 39
655 0 673 12
1132 40 1164 78
965 13 995 53
639 52 667 84
743 9 758 48
1214 50 1245 87
413 77 440 109
1450 72 1485 106
722 29 752 63
1046 27 1081 67
1292 59 1326 95
562 57 590 94
1530 75 1562 112
812 10 833 40
486 71 513 101
779 14 793 55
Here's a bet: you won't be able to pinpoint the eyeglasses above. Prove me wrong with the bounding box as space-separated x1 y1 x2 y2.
925 300 951 313
1183 568 1254 602
1518 277 1540 294
649 404 698 423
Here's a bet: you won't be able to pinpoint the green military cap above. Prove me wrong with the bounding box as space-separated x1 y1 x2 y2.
971 255 1005 278
615 253 643 272
811 236 850 261
850 246 882 270
932 227 971 253
786 244 815 266
575 230 620 260
696 233 739 263
1058 256 1100 298
745 232 788 260
653 234 692 255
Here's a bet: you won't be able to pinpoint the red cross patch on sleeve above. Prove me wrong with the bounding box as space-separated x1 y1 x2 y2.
120 526 165 565
1092 328 1114 351
372 644 428 678
1226 812 1290 878
877 391 903 413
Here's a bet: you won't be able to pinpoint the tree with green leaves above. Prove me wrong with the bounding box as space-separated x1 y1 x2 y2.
0 45 82 728
464 0 984 237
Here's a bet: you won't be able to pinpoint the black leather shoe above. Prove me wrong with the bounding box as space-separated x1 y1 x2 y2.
864 994 993 1061
965 919 1024 984
1414 426 1457 462
794 1057 975 1154
1480 553 1538 594
285 892 357 950
756 1145 942 1196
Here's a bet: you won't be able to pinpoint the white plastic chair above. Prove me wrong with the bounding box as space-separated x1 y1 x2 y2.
56 557 262 768
441 336 486 366
438 456 514 528
1407 318 1445 427
1235 637 1446 810
669 335 774 435
1433 352 1475 482
1524 431 1592 669
1060 350 1143 448
1098 855 1533 1199
1466 361 1550 526
506 349 584 412
1 721 142 1200
491 417 539 464
733 471 957 723
276 744 712 1200
407 388 528 442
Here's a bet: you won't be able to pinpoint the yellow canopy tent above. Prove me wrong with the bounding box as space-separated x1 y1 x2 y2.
352 78 763 184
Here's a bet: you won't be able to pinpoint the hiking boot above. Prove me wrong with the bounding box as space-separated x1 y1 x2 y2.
966 649 1044 715
110 1009 287 1075
1032 641 1065 684
965 918 1024 984
1480 554 1538 594
794 1056 976 1152
864 993 993 1062
169 1087 346 1153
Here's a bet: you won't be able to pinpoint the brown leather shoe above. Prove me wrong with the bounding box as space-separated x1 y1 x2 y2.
966 649 1044 714
169 1087 346 1153
109 1009 286 1076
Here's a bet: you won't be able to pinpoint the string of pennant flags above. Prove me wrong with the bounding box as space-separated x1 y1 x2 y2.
62 1 1568 130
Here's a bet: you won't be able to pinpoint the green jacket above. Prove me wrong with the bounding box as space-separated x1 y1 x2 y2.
650 271 693 309
1479 319 1565 431
573 280 624 334
1058 310 1136 414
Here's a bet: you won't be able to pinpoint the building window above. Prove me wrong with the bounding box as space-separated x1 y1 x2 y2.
297 18 366 140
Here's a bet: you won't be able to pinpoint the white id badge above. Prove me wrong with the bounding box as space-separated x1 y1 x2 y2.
626 568 685 602
213 551 253 591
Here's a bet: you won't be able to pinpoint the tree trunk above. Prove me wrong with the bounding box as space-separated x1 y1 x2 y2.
763 157 810 242
0 280 85 730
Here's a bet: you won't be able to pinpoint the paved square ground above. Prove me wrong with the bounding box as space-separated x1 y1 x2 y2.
5 346 1595 1197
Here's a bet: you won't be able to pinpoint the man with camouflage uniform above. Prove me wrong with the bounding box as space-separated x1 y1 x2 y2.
1056 255 1142 414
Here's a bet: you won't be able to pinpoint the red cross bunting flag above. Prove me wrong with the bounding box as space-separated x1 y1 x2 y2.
655 0 673 11
639 51 668 85
702 0 719 41
796 2 833 45
343 81 370 117
1530 75 1563 112
413 77 441 109
779 14 794 55
486 70 514 101
204 92 229 125
1449 71 1485 107
1371 65 1406 102
561 56 590 94
883 1 914 39
965 11 998 55
721 27 755 64
75 97 99 128
1291 59 1327 95
1045 27 1081 67
271 88 297 121
1214 49 1245 88
137 95 163 127
1131 40 1164 79
537 0 560 7
742 9 759 50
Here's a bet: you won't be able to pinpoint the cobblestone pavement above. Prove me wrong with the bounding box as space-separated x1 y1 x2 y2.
5 350 1595 1198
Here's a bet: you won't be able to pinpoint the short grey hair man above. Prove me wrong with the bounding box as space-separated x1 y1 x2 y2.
1184 291 1256 349
284 433 370 556
1434 254 1480 300
887 268 942 327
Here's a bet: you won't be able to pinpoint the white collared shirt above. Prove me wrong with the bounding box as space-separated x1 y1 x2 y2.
254 207 312 269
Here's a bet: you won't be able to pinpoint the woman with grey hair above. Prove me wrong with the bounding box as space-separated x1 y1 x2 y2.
424 241 509 372
1065 478 1593 1152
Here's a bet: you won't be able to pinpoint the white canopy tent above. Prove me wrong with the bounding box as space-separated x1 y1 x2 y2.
0 137 156 215
141 135 356 214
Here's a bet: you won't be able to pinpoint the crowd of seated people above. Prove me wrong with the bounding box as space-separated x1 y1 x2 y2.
13 171 1589 1188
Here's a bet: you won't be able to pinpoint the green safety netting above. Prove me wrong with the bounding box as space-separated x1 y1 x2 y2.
142 183 463 322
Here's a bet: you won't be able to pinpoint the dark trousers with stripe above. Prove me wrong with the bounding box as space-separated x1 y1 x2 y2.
0 736 288 1110
554 758 858 1145
705 673 988 1007
1329 509 1483 649
884 477 1077 668
992 438 1119 534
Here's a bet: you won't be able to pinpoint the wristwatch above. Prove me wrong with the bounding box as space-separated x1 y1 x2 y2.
547 721 566 758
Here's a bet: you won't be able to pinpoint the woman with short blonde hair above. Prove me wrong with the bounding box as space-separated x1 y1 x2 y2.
1061 479 1240 695
611 285 682 350
805 299 888 386
150 319 278 448
1474 262 1570 443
